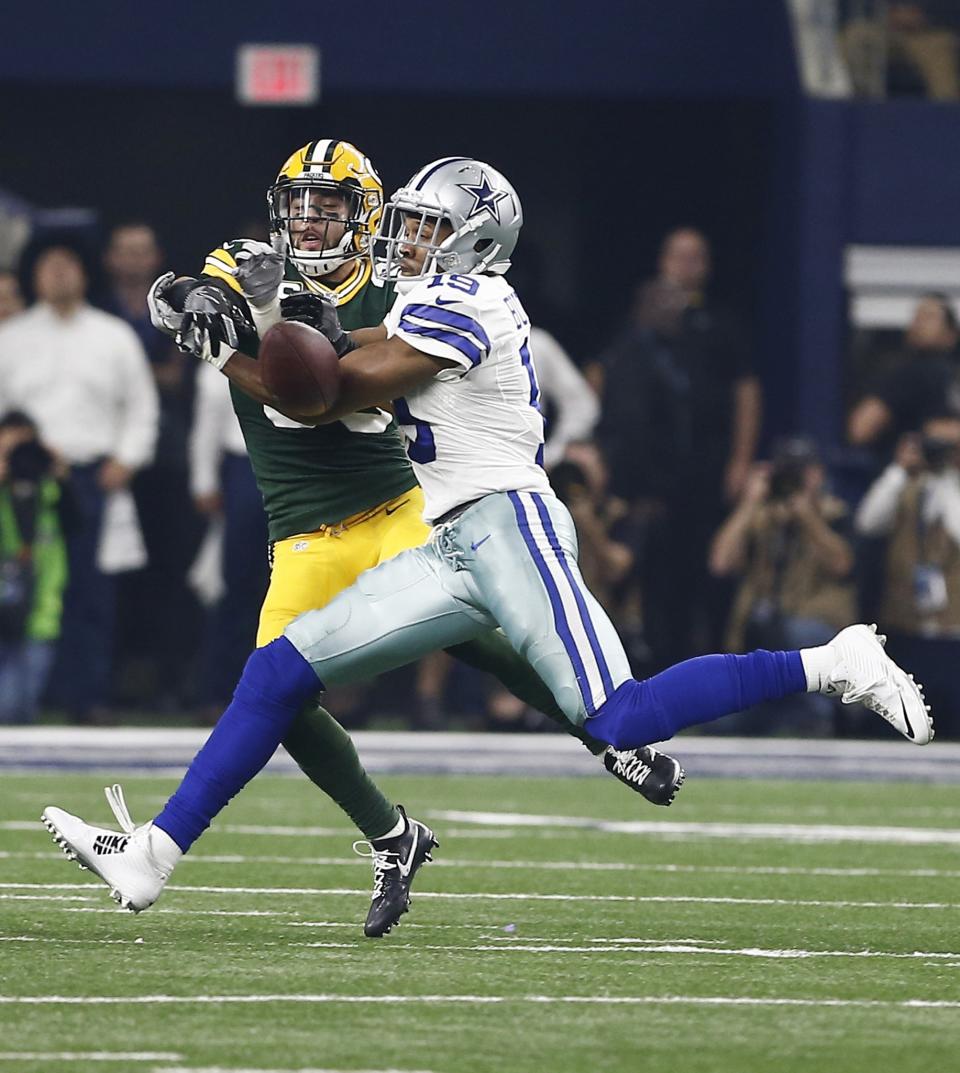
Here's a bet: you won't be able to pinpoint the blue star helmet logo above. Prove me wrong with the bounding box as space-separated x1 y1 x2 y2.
458 172 509 225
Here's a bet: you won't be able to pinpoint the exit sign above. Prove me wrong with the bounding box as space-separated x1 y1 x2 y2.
237 44 320 106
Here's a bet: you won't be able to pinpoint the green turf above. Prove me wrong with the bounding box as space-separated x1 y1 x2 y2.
2 771 959 1073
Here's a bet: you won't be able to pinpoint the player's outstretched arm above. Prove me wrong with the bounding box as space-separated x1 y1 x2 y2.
150 272 292 411
307 335 456 424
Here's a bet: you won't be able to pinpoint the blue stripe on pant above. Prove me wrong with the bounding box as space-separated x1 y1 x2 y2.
507 492 592 711
530 492 614 703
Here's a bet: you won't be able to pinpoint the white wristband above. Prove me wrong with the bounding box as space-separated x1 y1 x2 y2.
250 295 282 338
200 341 235 372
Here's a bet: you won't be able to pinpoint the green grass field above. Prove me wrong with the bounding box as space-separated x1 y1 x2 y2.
1 770 958 1073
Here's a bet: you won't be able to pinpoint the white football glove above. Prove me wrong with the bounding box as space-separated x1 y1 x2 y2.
146 271 183 337
230 238 285 308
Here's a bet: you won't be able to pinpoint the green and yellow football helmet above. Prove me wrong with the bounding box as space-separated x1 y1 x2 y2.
268 139 383 279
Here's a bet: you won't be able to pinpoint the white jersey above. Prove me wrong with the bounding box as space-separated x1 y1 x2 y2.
384 272 552 524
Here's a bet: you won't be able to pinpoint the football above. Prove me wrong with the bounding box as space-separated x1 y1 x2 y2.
259 320 341 415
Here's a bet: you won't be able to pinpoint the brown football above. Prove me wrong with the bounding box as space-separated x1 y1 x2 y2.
259 320 341 415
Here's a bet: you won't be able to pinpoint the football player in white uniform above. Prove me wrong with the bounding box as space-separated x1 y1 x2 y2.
42 158 933 921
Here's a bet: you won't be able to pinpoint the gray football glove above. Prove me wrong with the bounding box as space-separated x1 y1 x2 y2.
146 271 183 337
176 284 239 369
230 238 285 308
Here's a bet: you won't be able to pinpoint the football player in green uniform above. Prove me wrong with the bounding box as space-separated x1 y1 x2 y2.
147 139 684 936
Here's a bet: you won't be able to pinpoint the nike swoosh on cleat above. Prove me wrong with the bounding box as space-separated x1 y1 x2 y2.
396 826 419 878
900 696 915 740
470 534 491 552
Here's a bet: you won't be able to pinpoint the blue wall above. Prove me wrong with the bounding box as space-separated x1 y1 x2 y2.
785 99 960 443
4 1 796 97
848 100 960 244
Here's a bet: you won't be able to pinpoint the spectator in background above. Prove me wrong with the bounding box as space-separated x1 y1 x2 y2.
842 1 960 100
848 293 960 451
189 362 269 712
0 412 68 723
0 270 24 322
590 227 762 668
529 326 599 470
0 238 158 722
104 222 203 711
855 418 960 734
710 438 856 734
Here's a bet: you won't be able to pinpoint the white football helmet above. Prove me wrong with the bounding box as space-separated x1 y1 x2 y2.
372 157 522 283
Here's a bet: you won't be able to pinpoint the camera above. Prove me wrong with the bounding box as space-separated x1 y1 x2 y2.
550 460 590 507
920 435 957 470
7 439 52 484
768 458 806 501
767 436 819 502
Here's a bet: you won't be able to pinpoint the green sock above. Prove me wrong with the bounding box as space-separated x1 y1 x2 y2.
282 702 400 839
447 630 607 757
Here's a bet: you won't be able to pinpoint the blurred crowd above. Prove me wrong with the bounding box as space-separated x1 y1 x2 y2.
1 223 959 737
841 1 960 99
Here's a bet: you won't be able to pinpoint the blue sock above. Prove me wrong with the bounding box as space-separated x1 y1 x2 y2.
587 649 807 750
154 637 320 852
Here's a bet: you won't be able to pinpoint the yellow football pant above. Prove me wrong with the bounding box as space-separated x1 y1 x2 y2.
259 486 428 840
257 487 429 646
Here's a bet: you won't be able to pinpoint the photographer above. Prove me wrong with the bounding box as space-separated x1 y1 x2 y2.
709 438 856 733
0 412 68 723
855 418 960 733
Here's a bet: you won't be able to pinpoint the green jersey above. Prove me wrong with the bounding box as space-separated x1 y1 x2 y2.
203 243 416 542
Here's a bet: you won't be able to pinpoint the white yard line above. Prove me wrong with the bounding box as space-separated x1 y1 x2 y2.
0 994 957 1010
0 821 355 837
3 884 958 910
2 821 59 831
63 907 295 918
0 893 99 903
0 936 133 944
17 810 960 845
0 1054 181 1062
55 909 538 929
426 809 960 846
7 848 960 881
293 940 960 961
12 932 947 962
151 1068 437 1073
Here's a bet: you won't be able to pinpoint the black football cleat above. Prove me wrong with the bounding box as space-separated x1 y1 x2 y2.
353 805 439 937
603 745 685 806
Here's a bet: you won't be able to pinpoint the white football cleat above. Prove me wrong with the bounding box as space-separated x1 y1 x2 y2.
824 623 933 745
41 784 179 912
